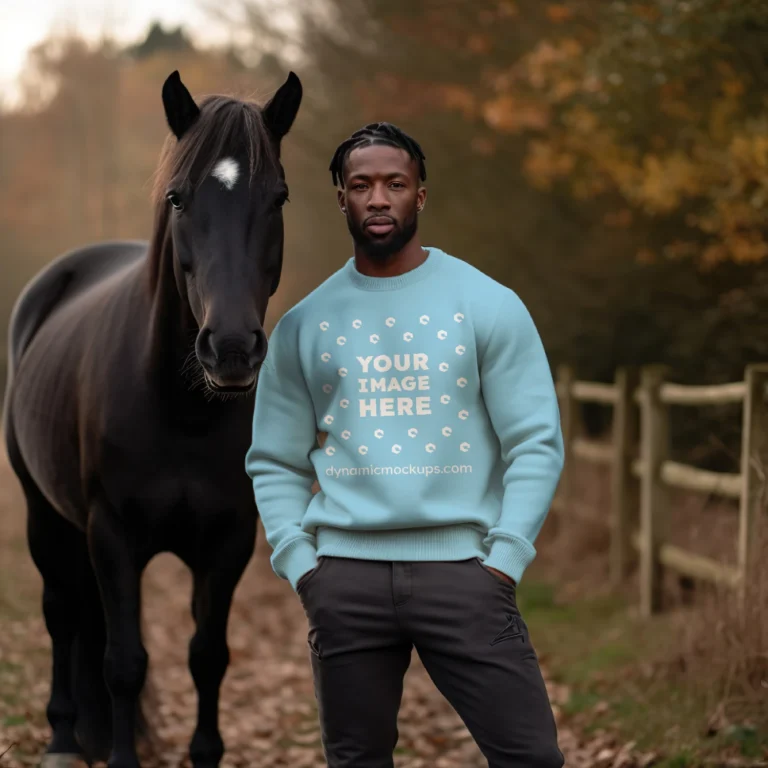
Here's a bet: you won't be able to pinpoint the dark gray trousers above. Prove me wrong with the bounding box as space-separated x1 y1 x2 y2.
296 556 564 768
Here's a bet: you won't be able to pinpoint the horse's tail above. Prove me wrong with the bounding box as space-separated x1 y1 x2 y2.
72 561 163 763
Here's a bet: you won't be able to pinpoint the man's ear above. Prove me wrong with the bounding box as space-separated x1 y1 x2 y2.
417 186 427 212
338 188 347 214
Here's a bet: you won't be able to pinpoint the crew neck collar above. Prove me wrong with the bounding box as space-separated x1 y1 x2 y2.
343 247 442 291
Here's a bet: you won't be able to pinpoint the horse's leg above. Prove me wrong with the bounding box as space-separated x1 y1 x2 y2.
24 481 88 765
188 524 255 768
71 555 113 763
87 507 147 768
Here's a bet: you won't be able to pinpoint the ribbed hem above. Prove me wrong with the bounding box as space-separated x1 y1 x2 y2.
483 535 537 584
316 524 487 561
343 247 442 291
272 536 318 591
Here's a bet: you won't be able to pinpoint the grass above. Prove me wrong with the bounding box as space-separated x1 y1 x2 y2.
517 576 768 765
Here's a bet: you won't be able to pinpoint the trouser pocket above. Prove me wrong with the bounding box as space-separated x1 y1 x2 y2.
473 557 517 594
296 556 328 596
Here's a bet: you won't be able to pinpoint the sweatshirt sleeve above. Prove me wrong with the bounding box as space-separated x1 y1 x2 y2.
479 292 564 584
245 314 319 590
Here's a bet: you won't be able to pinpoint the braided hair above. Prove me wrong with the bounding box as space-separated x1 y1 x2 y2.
329 122 427 187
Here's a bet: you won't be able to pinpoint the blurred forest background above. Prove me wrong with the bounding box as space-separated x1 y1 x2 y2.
3 0 768 468
2 3 768 763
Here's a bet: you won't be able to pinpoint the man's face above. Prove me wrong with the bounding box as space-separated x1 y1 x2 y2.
338 144 427 261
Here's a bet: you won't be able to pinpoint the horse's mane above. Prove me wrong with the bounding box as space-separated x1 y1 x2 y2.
151 94 279 204
146 94 281 292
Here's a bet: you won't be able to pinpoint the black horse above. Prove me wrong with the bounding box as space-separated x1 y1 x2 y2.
2 69 302 768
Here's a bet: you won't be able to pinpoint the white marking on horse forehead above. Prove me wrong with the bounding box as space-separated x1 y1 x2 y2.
211 157 239 190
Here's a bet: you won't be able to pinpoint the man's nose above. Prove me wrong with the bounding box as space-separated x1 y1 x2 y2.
368 184 391 209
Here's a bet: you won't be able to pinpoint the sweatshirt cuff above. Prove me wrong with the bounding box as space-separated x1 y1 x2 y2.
483 535 537 585
273 537 318 591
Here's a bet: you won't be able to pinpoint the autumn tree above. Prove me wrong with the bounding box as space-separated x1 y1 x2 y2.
224 0 661 355
506 1 768 268
224 0 768 463
288 1 767 269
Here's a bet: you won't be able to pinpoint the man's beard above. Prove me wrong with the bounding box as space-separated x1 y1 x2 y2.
347 210 418 262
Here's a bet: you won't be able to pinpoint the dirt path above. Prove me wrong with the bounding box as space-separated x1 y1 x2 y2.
0 454 636 768
139 544 592 768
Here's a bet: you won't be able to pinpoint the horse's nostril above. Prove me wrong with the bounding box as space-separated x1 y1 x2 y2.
195 328 216 368
251 329 268 363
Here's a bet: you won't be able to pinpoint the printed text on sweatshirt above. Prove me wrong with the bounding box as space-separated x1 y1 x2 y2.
245 248 564 589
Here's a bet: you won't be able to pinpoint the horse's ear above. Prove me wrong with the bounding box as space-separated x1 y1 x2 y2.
262 71 303 141
162 70 200 140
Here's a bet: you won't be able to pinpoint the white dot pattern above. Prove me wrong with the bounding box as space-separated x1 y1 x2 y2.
316 310 475 461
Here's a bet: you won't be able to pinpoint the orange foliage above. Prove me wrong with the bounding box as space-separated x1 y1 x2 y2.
497 1 519 18
438 85 478 120
467 33 493 55
377 3 768 268
483 11 767 266
482 94 550 133
545 5 573 23
630 4 662 23
522 141 576 188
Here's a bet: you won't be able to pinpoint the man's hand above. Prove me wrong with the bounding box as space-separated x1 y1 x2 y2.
485 565 516 586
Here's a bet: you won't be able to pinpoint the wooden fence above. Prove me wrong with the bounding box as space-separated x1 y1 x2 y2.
553 364 768 616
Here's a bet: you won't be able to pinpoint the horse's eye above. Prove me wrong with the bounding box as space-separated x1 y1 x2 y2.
274 193 290 210
167 192 184 210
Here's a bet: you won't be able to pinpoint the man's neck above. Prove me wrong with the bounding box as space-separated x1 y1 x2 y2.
354 239 428 278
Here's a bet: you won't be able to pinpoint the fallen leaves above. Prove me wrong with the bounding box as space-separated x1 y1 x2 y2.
0 452 659 768
558 729 660 768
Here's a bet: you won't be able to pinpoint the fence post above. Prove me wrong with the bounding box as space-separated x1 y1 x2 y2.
738 364 768 604
639 365 669 617
610 366 640 586
557 365 577 516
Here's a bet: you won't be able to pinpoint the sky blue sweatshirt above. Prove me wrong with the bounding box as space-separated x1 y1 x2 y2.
245 247 564 590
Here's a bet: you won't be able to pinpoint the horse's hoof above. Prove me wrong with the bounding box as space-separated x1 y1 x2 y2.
39 754 89 768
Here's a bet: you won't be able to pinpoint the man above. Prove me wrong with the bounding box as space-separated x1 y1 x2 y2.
245 122 565 767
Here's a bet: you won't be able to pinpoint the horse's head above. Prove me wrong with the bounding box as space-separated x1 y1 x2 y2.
156 70 302 394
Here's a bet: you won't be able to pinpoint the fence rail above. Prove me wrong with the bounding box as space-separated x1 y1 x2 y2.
554 363 768 616
657 381 747 406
